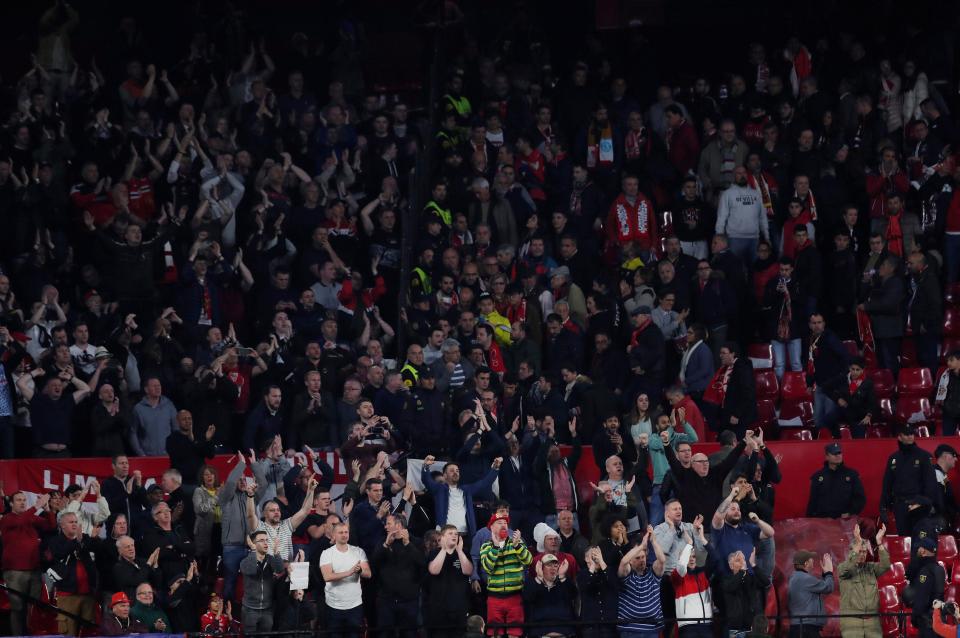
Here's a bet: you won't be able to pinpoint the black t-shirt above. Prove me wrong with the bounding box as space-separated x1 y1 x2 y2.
31 392 76 446
425 549 471 613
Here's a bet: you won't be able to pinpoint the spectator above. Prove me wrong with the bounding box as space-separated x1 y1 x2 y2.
141 501 194 585
523 553 576 637
130 377 178 457
319 522 371 638
481 512 533 637
1 491 54 634
112 534 160 600
935 352 960 435
908 537 945 637
787 550 835 638
422 453 502 537
860 255 905 377
832 357 877 438
716 166 769 265
679 324 714 404
129 583 170 633
63 479 110 535
806 443 866 519
165 410 215 485
240 530 286 633
906 252 943 375
371 513 423 638
704 343 757 438
243 385 288 451
48 511 99 635
670 525 713 638
721 550 766 636
838 524 890 638
617 527 666 637
101 592 149 636
710 484 775 575
249 475 318 560
426 525 474 637
17 366 91 457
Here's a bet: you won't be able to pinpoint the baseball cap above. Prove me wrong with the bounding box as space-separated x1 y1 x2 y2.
541 553 559 564
632 304 652 316
917 537 937 552
550 266 570 279
824 443 842 455
111 592 131 608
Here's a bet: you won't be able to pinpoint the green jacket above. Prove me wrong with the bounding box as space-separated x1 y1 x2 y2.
646 422 699 484
838 546 890 614
131 601 171 632
480 539 532 595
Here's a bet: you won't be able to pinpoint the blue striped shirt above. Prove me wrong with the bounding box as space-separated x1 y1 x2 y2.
618 569 663 632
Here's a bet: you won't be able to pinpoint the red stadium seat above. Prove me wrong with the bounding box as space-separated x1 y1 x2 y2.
878 561 907 590
953 557 960 585
879 585 901 638
900 338 918 368
947 282 960 305
754 369 780 402
868 424 891 438
779 400 814 427
788 429 813 441
839 426 852 439
885 538 912 566
916 424 932 438
944 337 960 362
895 397 933 425
940 561 950 583
946 584 959 603
871 369 896 400
781 371 811 400
879 398 896 423
748 343 775 369
755 399 777 429
946 308 960 337
897 368 933 397
842 340 860 358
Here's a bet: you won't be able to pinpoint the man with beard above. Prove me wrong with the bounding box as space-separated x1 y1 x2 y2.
880 425 939 535
716 166 769 266
710 484 775 575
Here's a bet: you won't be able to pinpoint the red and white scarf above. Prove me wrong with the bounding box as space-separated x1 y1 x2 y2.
704 361 735 406
795 189 817 221
748 172 775 218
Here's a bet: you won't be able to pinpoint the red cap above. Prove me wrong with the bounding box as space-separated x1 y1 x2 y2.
487 511 510 528
110 592 130 608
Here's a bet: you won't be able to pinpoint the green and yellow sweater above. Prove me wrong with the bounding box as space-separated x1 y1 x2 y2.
480 540 533 595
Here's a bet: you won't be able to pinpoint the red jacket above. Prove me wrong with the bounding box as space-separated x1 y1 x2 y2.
606 192 658 252
865 170 909 219
671 396 707 443
667 121 701 177
0 506 56 570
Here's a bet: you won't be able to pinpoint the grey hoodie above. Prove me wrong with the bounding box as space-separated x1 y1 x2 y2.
715 184 769 240
240 550 285 610
219 461 267 546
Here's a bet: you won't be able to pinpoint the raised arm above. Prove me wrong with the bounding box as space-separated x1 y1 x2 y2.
288 477 318 530
713 485 739 530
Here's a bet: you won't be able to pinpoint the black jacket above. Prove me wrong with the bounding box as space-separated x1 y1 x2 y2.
907 268 943 336
806 329 851 390
832 377 877 426
165 431 215 487
881 442 938 509
665 441 747 522
534 436 581 515
47 533 99 594
722 569 766 630
112 556 162 599
719 359 758 432
865 275 905 339
806 462 866 518
371 539 425 602
761 277 806 342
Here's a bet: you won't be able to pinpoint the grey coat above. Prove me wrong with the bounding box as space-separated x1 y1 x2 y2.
219 462 268 547
192 486 218 557
240 551 285 611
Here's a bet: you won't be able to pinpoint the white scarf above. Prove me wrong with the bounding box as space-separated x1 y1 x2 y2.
680 340 703 383
936 369 952 403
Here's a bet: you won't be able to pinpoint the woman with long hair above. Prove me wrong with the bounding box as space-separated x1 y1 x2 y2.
192 464 222 587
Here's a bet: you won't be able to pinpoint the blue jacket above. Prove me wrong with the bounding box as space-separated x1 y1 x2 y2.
422 465 499 537
682 340 714 393
350 499 387 556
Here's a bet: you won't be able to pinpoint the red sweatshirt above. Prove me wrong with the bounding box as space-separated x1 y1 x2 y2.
0 507 56 570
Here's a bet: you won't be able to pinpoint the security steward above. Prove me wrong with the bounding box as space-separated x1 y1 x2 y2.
880 424 939 535
806 442 866 519
400 343 427 389
904 495 942 575
907 537 945 638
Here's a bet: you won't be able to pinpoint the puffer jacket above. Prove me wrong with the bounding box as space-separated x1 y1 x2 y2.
838 545 890 614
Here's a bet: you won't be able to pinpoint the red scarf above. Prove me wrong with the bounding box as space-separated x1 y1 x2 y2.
807 333 821 378
856 307 876 363
747 172 776 218
795 189 817 221
625 128 649 160
703 362 735 406
506 299 527 325
848 374 863 395
886 211 904 256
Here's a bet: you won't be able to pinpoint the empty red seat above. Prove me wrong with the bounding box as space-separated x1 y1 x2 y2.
885 537 912 565
788 429 813 441
940 560 951 582
868 424 891 438
754 369 780 402
779 400 814 427
898 367 933 397
895 397 933 425
748 343 774 369
839 426 852 439
946 308 960 337
755 399 777 429
947 282 960 305
916 424 932 438
952 557 960 585
879 561 907 589
871 369 896 399
781 371 810 400
946 584 959 603
842 340 860 358
879 584 901 637
879 398 896 423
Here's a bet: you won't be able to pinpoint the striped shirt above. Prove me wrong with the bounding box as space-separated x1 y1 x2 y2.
618 569 663 633
257 518 295 561
480 540 532 595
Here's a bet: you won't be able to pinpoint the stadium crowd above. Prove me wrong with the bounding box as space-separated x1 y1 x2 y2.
0 1 960 637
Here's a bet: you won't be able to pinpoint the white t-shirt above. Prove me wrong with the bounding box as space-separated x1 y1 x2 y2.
447 486 467 532
319 544 367 610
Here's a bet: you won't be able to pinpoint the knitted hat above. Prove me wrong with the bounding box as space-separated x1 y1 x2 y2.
487 511 510 528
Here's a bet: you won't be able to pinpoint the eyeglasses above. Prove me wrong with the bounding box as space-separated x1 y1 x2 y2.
692 460 709 464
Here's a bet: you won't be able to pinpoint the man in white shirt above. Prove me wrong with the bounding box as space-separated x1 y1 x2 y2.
69 322 98 377
319 522 371 635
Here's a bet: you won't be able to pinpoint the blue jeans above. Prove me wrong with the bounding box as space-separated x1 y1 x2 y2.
814 387 839 435
649 484 665 526
772 339 802 379
728 236 759 266
221 544 247 602
946 234 960 284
